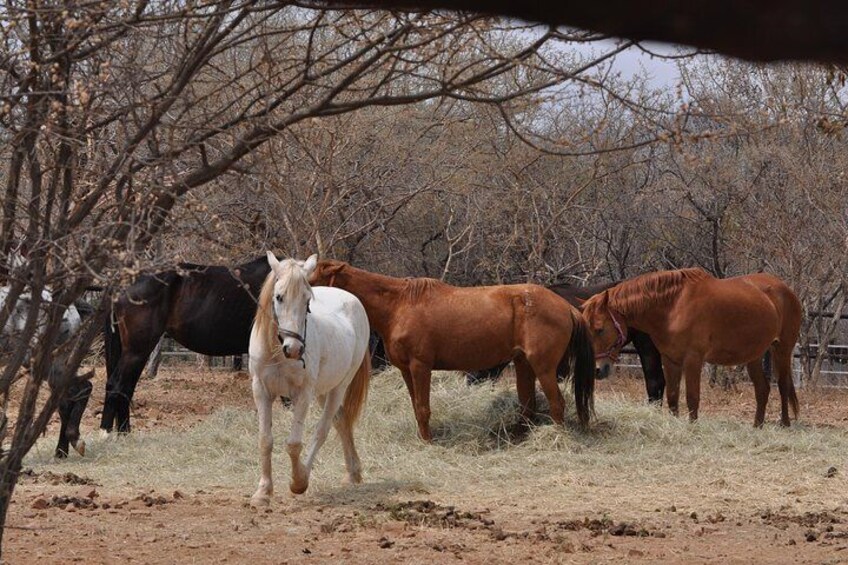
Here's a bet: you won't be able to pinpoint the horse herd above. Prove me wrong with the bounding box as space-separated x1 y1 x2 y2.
20 252 802 500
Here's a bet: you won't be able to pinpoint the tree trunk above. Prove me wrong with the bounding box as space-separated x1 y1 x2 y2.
0 460 21 555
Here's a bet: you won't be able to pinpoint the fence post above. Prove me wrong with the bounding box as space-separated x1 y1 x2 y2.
144 337 164 379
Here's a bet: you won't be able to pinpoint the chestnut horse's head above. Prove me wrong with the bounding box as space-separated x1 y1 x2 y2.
308 259 347 288
581 290 628 379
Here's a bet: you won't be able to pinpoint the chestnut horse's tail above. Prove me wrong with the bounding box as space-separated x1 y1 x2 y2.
342 350 371 426
787 373 800 420
562 311 595 427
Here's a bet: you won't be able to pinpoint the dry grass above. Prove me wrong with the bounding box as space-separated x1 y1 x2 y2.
25 368 848 521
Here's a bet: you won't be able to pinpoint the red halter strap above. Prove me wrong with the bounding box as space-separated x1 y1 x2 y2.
594 310 627 361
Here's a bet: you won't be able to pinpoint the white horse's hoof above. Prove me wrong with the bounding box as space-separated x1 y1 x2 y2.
342 470 362 485
99 429 111 440
250 494 271 507
72 439 86 457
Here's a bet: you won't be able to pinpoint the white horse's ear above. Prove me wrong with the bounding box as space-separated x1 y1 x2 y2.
302 254 318 276
266 251 281 271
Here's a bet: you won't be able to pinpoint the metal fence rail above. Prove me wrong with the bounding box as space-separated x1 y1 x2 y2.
615 342 848 388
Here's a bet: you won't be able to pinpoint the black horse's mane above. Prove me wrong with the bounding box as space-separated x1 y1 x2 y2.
174 255 267 273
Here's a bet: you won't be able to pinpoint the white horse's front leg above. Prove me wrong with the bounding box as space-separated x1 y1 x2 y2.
251 379 274 507
304 388 345 473
287 387 313 494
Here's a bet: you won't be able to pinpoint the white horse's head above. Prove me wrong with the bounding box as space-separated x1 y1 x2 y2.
265 252 318 362
0 285 83 366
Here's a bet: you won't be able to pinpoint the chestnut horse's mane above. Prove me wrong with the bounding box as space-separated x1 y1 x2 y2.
403 277 445 303
606 268 711 317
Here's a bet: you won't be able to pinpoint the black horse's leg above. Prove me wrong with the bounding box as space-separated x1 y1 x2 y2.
631 330 665 405
55 377 93 458
55 399 71 459
100 313 123 433
67 380 92 452
466 363 508 386
112 352 151 433
103 343 162 433
369 333 390 372
102 291 169 434
762 349 773 379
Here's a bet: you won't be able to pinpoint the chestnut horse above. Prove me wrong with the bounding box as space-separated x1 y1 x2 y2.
582 268 802 427
309 260 595 441
467 280 666 404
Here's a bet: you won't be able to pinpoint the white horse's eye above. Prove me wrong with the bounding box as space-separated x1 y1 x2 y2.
275 294 283 302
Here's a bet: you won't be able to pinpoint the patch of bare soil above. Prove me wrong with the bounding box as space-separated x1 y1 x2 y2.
7 367 848 563
19 469 98 486
8 485 848 564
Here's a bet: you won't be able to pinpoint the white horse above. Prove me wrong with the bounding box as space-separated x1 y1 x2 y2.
0 285 89 456
249 252 371 505
0 287 81 346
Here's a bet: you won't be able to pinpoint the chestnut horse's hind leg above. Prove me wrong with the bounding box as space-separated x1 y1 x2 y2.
333 407 363 485
747 359 770 427
773 346 796 427
662 356 682 417
513 358 537 422
408 361 433 442
536 370 565 426
683 355 704 422
526 356 565 426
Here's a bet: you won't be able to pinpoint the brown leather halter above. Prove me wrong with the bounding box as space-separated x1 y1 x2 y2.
276 299 310 368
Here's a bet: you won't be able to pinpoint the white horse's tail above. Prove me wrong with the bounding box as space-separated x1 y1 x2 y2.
342 351 370 426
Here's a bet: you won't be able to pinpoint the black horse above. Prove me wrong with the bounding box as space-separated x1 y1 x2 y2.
466 281 666 404
100 256 271 433
97 255 388 434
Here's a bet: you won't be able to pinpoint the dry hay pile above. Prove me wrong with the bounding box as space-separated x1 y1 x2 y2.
25 369 848 521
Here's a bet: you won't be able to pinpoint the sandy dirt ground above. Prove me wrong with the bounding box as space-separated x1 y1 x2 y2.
6 367 848 564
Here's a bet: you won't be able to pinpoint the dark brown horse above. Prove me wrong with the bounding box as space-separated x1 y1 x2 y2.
309 260 595 441
100 256 272 433
582 268 802 427
468 281 665 404
99 255 389 435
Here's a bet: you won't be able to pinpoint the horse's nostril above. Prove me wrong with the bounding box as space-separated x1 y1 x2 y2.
283 344 290 356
